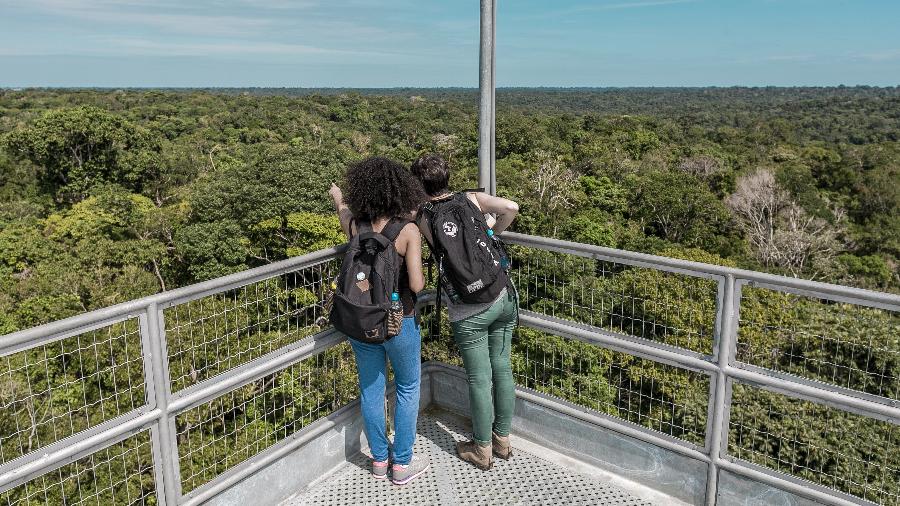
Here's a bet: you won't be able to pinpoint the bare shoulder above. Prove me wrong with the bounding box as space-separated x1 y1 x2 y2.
401 221 420 237
395 222 420 255
399 222 421 243
466 191 484 211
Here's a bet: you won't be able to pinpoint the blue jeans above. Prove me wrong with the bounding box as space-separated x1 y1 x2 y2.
348 316 421 465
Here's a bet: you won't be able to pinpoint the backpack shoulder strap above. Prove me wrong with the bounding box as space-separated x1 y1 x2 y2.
453 192 469 203
454 192 490 227
430 193 456 207
380 217 410 243
421 189 483 214
351 218 373 239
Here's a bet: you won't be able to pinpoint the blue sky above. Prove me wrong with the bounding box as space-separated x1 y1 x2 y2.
1 0 898 87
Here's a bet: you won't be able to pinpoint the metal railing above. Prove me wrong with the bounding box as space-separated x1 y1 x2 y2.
501 232 899 506
1 233 898 505
0 246 351 506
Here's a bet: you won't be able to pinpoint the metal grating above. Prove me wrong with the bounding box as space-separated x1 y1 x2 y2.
420 308 709 447
0 319 145 465
510 246 718 355
728 383 900 504
165 257 340 392
737 287 899 400
282 411 654 506
175 341 357 494
0 430 155 506
512 327 709 446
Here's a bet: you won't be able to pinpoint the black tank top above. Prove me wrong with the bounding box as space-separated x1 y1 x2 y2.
397 256 416 316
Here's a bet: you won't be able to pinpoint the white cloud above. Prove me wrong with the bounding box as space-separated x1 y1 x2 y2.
573 0 699 11
3 0 278 36
855 50 900 62
102 37 384 57
764 54 817 63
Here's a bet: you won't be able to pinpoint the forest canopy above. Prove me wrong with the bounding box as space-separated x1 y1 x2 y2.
0 87 898 333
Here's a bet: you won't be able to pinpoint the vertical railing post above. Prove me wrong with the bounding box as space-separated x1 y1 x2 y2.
479 0 496 195
705 274 738 505
145 302 182 505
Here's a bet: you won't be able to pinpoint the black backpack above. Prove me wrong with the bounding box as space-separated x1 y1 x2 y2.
420 191 511 311
330 218 408 343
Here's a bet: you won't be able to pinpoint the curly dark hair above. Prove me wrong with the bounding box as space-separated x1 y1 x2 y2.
343 157 427 221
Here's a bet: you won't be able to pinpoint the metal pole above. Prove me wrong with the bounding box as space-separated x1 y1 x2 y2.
478 0 495 194
146 303 181 505
490 0 497 196
705 274 737 505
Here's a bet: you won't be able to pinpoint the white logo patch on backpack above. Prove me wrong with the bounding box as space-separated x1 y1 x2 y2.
466 279 485 293
442 221 458 237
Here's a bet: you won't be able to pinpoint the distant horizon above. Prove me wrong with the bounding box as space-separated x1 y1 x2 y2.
2 1 899 88
4 85 900 91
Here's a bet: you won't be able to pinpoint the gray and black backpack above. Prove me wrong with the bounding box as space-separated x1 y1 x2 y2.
420 191 511 309
329 218 408 343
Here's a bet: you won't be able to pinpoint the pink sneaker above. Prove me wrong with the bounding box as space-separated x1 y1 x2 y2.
391 456 429 485
372 459 389 480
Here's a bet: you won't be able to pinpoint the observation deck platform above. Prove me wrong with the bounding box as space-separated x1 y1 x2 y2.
281 409 656 506
206 361 691 506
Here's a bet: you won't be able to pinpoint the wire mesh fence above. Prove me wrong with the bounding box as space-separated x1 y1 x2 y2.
419 304 458 366
737 286 899 400
0 431 156 506
165 258 340 392
512 327 709 446
509 245 718 355
174 342 357 494
728 383 899 504
0 319 145 465
419 303 709 447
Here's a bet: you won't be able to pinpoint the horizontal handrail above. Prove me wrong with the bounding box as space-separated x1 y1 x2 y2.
6 233 897 355
520 310 900 423
519 311 717 373
503 232 900 310
0 409 161 493
167 329 344 414
0 325 348 495
0 245 344 355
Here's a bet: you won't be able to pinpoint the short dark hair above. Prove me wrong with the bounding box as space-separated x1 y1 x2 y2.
410 154 450 196
343 157 427 221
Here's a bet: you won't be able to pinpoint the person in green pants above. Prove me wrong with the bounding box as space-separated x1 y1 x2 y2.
411 154 520 471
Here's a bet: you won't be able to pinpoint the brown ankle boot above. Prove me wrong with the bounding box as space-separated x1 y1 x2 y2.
456 440 493 470
492 432 513 460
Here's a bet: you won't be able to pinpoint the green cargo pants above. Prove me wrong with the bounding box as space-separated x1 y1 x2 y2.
451 290 518 446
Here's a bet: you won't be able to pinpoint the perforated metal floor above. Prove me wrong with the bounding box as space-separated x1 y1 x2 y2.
281 411 655 506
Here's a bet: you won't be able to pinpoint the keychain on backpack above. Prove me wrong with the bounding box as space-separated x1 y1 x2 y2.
317 278 338 328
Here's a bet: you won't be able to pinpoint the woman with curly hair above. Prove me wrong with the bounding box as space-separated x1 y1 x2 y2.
328 156 429 485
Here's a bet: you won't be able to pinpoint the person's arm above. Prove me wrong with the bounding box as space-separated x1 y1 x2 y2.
329 183 354 239
472 192 519 234
401 224 426 293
